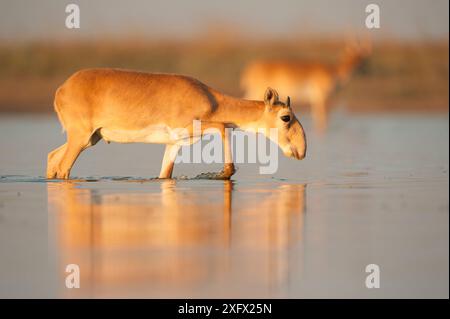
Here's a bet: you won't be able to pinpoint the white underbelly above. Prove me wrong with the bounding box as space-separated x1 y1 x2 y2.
99 125 192 144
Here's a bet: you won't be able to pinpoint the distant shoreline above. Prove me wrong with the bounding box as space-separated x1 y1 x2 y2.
0 38 448 115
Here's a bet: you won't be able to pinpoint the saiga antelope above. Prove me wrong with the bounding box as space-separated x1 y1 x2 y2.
240 41 371 131
47 68 306 180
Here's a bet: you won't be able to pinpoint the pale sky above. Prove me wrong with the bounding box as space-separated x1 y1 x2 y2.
0 0 448 40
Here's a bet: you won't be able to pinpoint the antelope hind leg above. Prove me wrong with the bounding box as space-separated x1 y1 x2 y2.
46 143 67 179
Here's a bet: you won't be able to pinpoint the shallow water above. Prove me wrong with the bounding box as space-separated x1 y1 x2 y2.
0 112 448 298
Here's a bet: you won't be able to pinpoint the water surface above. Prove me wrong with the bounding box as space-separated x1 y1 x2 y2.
0 112 448 298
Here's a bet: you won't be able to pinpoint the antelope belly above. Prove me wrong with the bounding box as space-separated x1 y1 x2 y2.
99 125 173 144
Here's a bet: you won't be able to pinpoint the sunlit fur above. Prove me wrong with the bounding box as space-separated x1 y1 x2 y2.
47 68 306 179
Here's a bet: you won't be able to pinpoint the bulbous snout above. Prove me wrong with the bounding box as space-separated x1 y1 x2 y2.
283 119 307 160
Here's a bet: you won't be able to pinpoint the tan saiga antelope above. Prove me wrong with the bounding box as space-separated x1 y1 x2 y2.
240 40 371 131
47 68 306 180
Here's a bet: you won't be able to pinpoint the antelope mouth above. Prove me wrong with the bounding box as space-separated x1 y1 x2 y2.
286 147 306 160
293 150 306 160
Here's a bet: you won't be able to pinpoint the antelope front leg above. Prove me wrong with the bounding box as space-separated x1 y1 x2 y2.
159 144 180 179
221 125 235 179
201 122 235 179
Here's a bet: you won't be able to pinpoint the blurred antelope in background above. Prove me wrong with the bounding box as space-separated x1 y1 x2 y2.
240 39 372 131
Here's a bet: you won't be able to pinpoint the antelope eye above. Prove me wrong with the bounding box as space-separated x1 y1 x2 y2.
280 115 291 122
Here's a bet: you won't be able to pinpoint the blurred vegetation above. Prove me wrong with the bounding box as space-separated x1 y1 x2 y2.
0 36 448 113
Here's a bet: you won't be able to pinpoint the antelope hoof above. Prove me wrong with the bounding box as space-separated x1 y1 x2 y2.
46 172 57 179
46 167 57 179
221 163 236 179
56 170 70 180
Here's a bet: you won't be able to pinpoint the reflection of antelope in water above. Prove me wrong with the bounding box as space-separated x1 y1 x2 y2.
47 181 306 297
48 180 232 297
241 40 371 131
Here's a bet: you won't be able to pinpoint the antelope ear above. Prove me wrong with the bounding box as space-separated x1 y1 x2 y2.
264 87 279 106
286 96 291 108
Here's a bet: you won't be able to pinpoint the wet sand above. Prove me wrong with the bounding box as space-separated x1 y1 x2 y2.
0 112 448 298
